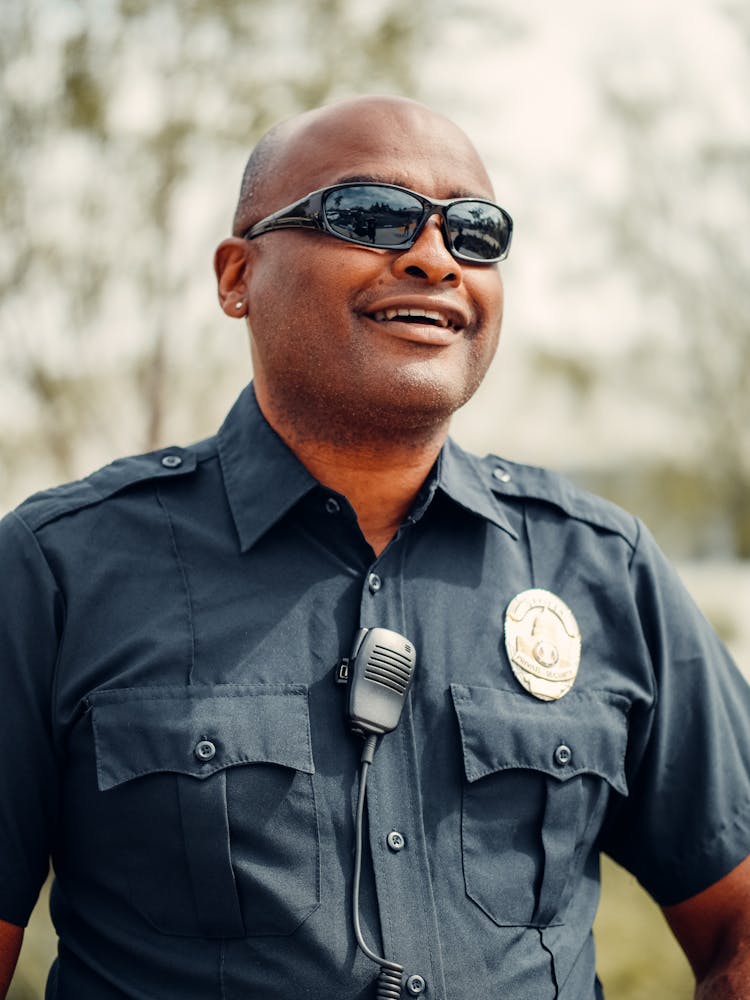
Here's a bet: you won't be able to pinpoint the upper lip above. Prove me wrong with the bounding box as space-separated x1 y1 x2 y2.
361 296 472 331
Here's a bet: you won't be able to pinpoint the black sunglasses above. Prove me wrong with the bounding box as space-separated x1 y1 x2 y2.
242 182 513 264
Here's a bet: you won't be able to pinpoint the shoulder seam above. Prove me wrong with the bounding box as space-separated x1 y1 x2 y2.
483 455 639 549
15 443 211 533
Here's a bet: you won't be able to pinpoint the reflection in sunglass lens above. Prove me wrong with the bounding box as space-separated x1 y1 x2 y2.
446 203 509 262
319 184 510 261
324 186 424 247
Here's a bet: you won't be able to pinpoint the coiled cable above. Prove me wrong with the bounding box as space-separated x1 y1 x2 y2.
352 735 403 999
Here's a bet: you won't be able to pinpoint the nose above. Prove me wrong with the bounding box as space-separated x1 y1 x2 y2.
390 214 460 286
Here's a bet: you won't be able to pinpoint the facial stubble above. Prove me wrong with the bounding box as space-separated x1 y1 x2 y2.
254 313 501 453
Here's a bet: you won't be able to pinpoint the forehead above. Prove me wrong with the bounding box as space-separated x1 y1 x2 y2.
263 100 495 206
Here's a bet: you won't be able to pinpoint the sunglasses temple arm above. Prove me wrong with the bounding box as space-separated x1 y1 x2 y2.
244 195 322 240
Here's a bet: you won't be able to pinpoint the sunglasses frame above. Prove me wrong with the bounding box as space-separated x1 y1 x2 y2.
241 181 513 264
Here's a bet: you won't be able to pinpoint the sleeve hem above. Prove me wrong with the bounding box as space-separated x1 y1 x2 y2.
633 802 750 907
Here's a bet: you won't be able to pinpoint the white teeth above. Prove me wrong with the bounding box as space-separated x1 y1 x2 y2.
373 308 449 327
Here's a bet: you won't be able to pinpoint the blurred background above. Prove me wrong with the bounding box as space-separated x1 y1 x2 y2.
2 0 748 996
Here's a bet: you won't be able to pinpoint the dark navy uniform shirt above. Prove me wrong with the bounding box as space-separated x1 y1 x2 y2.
2 384 749 999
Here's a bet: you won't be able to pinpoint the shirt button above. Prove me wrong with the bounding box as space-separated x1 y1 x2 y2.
554 744 572 766
493 466 511 483
325 497 341 514
368 573 382 594
406 974 427 995
161 454 182 468
195 740 216 762
387 831 406 852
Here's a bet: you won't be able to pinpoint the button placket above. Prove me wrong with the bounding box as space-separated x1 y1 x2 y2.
363 655 446 997
355 540 445 988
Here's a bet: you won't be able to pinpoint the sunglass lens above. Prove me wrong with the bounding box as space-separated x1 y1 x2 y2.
446 203 510 261
324 186 423 247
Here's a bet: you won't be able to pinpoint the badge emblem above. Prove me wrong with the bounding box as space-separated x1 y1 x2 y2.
504 589 581 701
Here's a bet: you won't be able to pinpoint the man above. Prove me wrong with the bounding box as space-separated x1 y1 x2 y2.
0 95 749 999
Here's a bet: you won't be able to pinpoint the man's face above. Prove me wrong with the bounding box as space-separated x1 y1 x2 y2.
239 98 505 445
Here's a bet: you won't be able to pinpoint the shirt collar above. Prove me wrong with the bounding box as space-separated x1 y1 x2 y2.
437 437 518 539
217 384 517 550
217 384 318 551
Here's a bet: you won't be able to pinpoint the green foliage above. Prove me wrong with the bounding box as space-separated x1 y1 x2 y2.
62 31 108 135
531 348 600 399
595 857 694 999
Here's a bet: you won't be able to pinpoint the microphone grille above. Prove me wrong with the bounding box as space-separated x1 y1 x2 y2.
364 643 414 695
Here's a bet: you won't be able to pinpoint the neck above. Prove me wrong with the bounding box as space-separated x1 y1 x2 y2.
300 439 445 556
256 393 449 556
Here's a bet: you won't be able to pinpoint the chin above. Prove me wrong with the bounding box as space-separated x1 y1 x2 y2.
382 364 483 419
266 356 486 446
332 378 474 442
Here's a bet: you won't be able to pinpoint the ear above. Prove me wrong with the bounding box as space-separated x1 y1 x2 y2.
214 238 251 318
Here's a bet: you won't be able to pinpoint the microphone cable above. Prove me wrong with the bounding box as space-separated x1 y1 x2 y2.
352 734 403 1000
342 627 417 999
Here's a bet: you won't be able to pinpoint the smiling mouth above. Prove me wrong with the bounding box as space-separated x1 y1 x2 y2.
370 307 457 330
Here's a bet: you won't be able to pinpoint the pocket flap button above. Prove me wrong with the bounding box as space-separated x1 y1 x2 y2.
195 739 217 762
554 744 572 767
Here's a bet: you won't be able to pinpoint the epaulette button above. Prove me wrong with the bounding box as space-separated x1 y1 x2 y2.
161 454 183 469
493 467 511 484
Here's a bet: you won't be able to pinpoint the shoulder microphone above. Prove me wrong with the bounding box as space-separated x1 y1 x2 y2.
346 627 417 738
342 626 417 1000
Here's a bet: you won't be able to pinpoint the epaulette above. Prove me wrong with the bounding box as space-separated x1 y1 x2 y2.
16 445 200 533
480 454 639 548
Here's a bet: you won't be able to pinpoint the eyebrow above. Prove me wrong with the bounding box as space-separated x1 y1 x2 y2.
332 174 487 201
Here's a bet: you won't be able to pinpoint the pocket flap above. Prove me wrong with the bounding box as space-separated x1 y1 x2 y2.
89 684 313 790
450 684 628 795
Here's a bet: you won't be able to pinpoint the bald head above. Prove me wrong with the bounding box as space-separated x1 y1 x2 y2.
232 123 286 237
231 96 494 237
216 93 505 454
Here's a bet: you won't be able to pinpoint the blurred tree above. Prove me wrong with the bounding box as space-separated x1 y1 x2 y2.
592 6 750 557
0 0 424 509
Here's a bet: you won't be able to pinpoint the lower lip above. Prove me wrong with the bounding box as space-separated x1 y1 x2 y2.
363 315 460 347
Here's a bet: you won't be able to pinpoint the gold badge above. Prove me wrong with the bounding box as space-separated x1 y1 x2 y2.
504 589 581 701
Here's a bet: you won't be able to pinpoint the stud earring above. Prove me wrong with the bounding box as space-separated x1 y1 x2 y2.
235 301 244 310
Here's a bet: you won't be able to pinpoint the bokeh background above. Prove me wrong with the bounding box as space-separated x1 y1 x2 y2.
2 1 748 997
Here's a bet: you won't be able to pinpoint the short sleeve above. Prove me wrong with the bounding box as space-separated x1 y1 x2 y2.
602 521 750 905
0 511 63 925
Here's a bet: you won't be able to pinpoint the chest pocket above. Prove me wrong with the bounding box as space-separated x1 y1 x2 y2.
89 684 320 939
451 684 628 928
